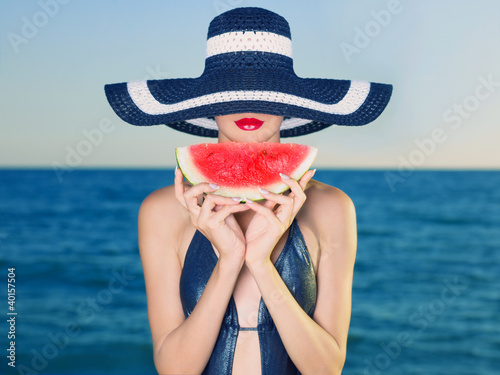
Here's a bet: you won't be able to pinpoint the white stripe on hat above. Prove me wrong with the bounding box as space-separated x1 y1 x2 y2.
185 118 219 130
127 80 370 117
206 31 292 58
279 118 311 130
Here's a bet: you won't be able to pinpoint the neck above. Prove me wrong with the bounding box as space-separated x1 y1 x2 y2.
218 132 281 143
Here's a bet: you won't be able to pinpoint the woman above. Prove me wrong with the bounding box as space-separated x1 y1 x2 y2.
105 7 392 375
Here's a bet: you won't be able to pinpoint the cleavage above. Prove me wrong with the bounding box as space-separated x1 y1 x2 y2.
231 226 290 328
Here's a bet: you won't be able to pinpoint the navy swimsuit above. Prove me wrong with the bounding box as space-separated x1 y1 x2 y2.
179 219 317 375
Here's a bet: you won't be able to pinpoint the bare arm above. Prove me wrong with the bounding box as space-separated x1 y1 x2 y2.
138 183 246 374
246 180 357 375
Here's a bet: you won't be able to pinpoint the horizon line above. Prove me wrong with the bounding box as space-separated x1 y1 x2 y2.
0 166 499 172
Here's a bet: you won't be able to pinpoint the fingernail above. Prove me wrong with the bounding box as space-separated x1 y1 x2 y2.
232 197 243 202
209 183 220 190
279 173 290 180
245 199 253 205
175 165 178 173
311 169 317 176
258 188 270 195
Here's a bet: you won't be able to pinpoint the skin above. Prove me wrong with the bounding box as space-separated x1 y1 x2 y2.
138 113 357 375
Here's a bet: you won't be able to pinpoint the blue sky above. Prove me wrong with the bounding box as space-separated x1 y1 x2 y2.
1 0 499 168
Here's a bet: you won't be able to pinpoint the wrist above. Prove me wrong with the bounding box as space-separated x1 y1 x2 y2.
218 254 245 276
246 257 274 276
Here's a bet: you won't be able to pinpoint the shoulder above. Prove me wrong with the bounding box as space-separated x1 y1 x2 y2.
304 180 354 209
300 180 357 252
302 179 356 227
138 184 192 255
139 184 184 219
139 184 187 228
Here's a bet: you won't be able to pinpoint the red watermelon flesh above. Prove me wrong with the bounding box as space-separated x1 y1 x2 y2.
176 142 318 201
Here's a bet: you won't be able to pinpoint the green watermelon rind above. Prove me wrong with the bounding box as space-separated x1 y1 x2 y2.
175 143 318 202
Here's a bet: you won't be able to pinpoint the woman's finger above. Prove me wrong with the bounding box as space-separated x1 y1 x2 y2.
257 193 279 211
211 202 250 223
175 167 207 211
298 169 316 190
174 167 188 208
199 194 242 222
183 182 220 216
183 182 220 201
279 172 313 214
258 188 293 207
259 189 295 224
281 170 315 195
245 200 284 231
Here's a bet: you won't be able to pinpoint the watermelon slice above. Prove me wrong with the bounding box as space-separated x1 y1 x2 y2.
175 142 317 201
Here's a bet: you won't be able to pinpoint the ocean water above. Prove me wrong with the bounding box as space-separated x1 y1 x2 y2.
0 169 499 374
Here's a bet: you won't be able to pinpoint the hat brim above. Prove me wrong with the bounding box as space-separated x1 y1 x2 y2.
104 71 392 137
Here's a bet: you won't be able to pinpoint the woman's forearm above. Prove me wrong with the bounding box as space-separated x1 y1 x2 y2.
155 256 242 374
249 261 345 375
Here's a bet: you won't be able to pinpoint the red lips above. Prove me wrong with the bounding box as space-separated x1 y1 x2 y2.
234 118 264 131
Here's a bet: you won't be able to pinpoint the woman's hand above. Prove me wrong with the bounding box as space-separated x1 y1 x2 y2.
174 167 249 265
243 169 316 269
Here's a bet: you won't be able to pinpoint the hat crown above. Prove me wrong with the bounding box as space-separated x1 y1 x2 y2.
204 7 294 74
207 7 291 39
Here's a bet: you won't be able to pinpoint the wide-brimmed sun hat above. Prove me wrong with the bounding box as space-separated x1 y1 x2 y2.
105 7 393 137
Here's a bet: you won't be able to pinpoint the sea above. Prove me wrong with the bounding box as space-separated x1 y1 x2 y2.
0 169 499 375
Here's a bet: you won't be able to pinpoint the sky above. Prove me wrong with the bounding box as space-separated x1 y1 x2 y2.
0 0 499 169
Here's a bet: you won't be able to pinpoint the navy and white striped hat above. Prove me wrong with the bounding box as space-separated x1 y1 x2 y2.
105 7 393 137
